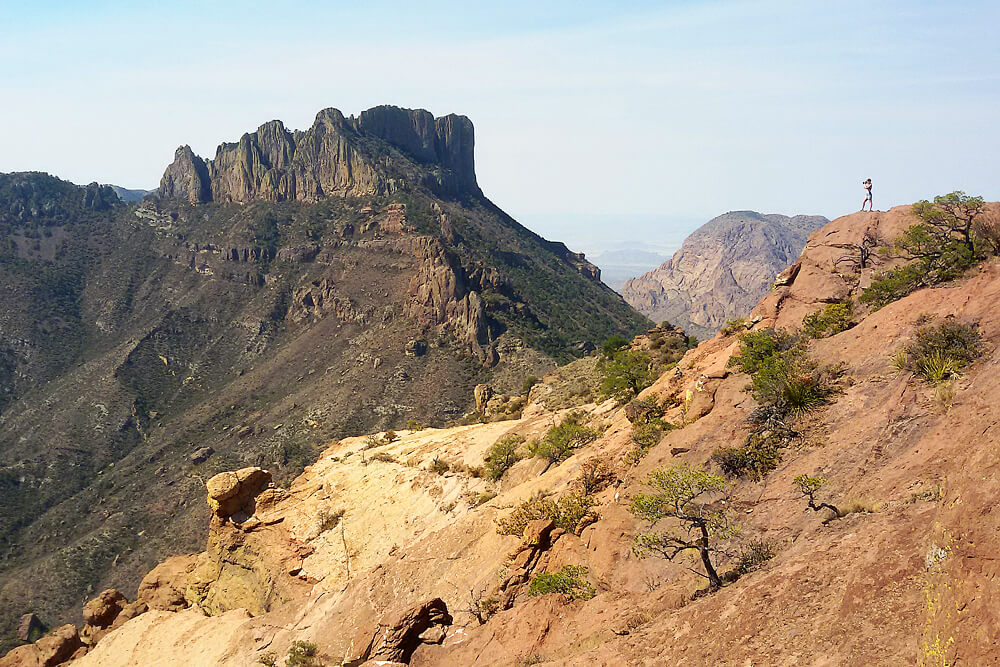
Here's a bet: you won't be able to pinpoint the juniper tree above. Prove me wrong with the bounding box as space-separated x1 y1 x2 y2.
629 464 736 589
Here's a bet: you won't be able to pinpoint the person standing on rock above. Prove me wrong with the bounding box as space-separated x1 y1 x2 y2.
861 178 873 211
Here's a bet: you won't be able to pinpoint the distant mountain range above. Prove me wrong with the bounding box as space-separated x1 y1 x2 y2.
621 211 828 339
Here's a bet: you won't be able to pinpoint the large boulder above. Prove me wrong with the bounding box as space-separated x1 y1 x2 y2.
0 624 82 667
81 589 126 629
345 598 452 665
136 554 199 611
206 467 271 521
15 614 43 643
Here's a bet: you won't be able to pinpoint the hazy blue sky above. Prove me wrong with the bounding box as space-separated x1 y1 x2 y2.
1 1 997 256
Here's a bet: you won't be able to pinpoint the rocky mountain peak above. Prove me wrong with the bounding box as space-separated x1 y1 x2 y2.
622 210 827 338
158 105 480 205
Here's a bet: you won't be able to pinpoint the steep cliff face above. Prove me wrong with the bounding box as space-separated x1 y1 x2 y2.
28 204 1000 667
158 106 480 204
622 211 827 339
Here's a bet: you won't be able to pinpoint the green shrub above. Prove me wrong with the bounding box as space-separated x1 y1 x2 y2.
484 435 523 480
601 334 629 358
893 320 982 384
259 651 277 666
530 413 599 463
735 538 776 575
859 264 926 310
599 349 655 403
576 458 615 495
746 347 835 415
496 491 596 536
625 418 673 464
728 329 798 376
802 301 853 339
521 375 540 395
721 318 748 336
286 640 319 667
429 456 450 474
712 435 783 480
909 320 982 367
528 565 596 600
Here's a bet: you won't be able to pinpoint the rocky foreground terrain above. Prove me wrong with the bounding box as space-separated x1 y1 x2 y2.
7 201 1000 665
0 106 648 652
622 211 827 339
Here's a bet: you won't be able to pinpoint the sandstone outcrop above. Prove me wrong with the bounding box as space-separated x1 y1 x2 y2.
205 467 271 521
157 106 481 205
622 210 827 338
0 624 81 667
345 598 453 665
135 554 199 612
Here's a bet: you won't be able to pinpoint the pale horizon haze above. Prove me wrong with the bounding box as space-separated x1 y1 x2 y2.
2 0 997 257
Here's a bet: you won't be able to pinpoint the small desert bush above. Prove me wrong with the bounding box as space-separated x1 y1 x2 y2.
859 264 927 310
909 480 946 503
730 328 839 417
894 320 982 384
530 413 600 463
625 397 664 424
841 497 883 516
382 429 399 443
576 458 615 495
528 565 596 600
467 490 496 507
729 328 798 376
522 375 540 395
429 456 451 474
736 538 776 574
599 349 655 403
712 433 784 480
286 640 319 667
802 301 853 339
371 451 396 463
484 435 524 480
405 418 425 431
721 318 748 336
496 491 596 536
316 507 345 534
625 418 672 464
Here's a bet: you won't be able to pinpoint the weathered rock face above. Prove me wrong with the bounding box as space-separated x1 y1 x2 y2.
14 615 42 644
158 145 211 204
157 106 481 205
622 211 827 339
345 597 453 665
205 467 272 521
402 236 496 363
135 555 199 612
